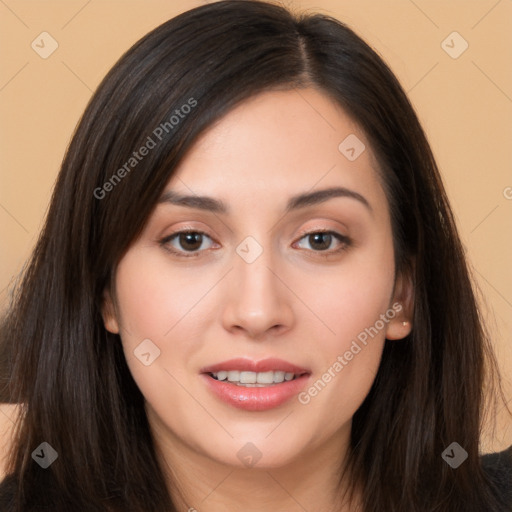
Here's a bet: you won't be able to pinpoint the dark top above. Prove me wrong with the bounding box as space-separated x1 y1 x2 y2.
0 445 511 510
481 444 512 510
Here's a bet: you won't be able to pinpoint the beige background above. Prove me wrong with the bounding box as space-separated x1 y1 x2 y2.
0 0 511 454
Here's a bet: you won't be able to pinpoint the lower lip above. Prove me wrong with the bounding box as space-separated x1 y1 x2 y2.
201 373 310 411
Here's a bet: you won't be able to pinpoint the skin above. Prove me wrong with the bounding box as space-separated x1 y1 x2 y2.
102 87 413 511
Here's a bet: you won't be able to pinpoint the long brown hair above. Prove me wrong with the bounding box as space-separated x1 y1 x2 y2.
0 1 509 510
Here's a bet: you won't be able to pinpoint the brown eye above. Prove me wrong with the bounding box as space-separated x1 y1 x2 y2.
160 230 215 257
295 231 351 253
308 233 333 251
177 232 204 251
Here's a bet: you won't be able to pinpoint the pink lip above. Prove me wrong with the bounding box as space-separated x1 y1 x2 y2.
201 374 310 411
200 358 311 411
200 357 310 375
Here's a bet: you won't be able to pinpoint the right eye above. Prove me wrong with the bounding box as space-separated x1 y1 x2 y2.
159 230 217 258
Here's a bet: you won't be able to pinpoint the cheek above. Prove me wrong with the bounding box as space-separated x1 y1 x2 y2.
318 275 392 343
293 234 395 422
113 247 212 340
112 248 215 385
301 232 395 354
112 249 216 426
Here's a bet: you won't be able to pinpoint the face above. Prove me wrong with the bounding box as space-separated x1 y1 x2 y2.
102 87 412 470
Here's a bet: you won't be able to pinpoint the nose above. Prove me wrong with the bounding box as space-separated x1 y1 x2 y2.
221 244 294 339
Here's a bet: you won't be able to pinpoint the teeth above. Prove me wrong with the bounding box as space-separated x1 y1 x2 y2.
273 371 285 383
256 371 274 384
227 370 240 382
210 370 299 385
239 371 257 384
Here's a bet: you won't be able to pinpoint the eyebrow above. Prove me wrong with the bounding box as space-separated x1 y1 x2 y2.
157 186 372 215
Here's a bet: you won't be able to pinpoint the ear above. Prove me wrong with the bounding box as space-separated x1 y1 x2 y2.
385 266 414 341
101 288 120 334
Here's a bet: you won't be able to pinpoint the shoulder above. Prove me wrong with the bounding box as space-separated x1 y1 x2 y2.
0 403 21 511
0 403 21 480
481 444 512 510
0 473 16 510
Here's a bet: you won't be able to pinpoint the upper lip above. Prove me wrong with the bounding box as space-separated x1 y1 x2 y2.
200 358 311 375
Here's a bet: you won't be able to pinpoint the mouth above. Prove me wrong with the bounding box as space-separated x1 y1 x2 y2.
207 370 304 387
200 358 311 411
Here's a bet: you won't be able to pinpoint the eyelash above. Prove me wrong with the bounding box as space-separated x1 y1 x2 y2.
159 229 352 259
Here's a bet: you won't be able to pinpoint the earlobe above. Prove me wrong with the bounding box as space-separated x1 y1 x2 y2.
386 268 414 341
101 289 120 334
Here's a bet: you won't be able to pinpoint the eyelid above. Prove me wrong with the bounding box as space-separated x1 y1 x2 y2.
294 224 348 239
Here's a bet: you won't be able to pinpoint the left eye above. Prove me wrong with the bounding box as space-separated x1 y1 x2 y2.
294 231 349 252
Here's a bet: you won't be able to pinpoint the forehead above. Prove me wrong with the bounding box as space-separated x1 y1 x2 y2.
166 87 386 213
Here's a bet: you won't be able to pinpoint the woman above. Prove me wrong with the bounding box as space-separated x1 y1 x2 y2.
0 1 510 510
